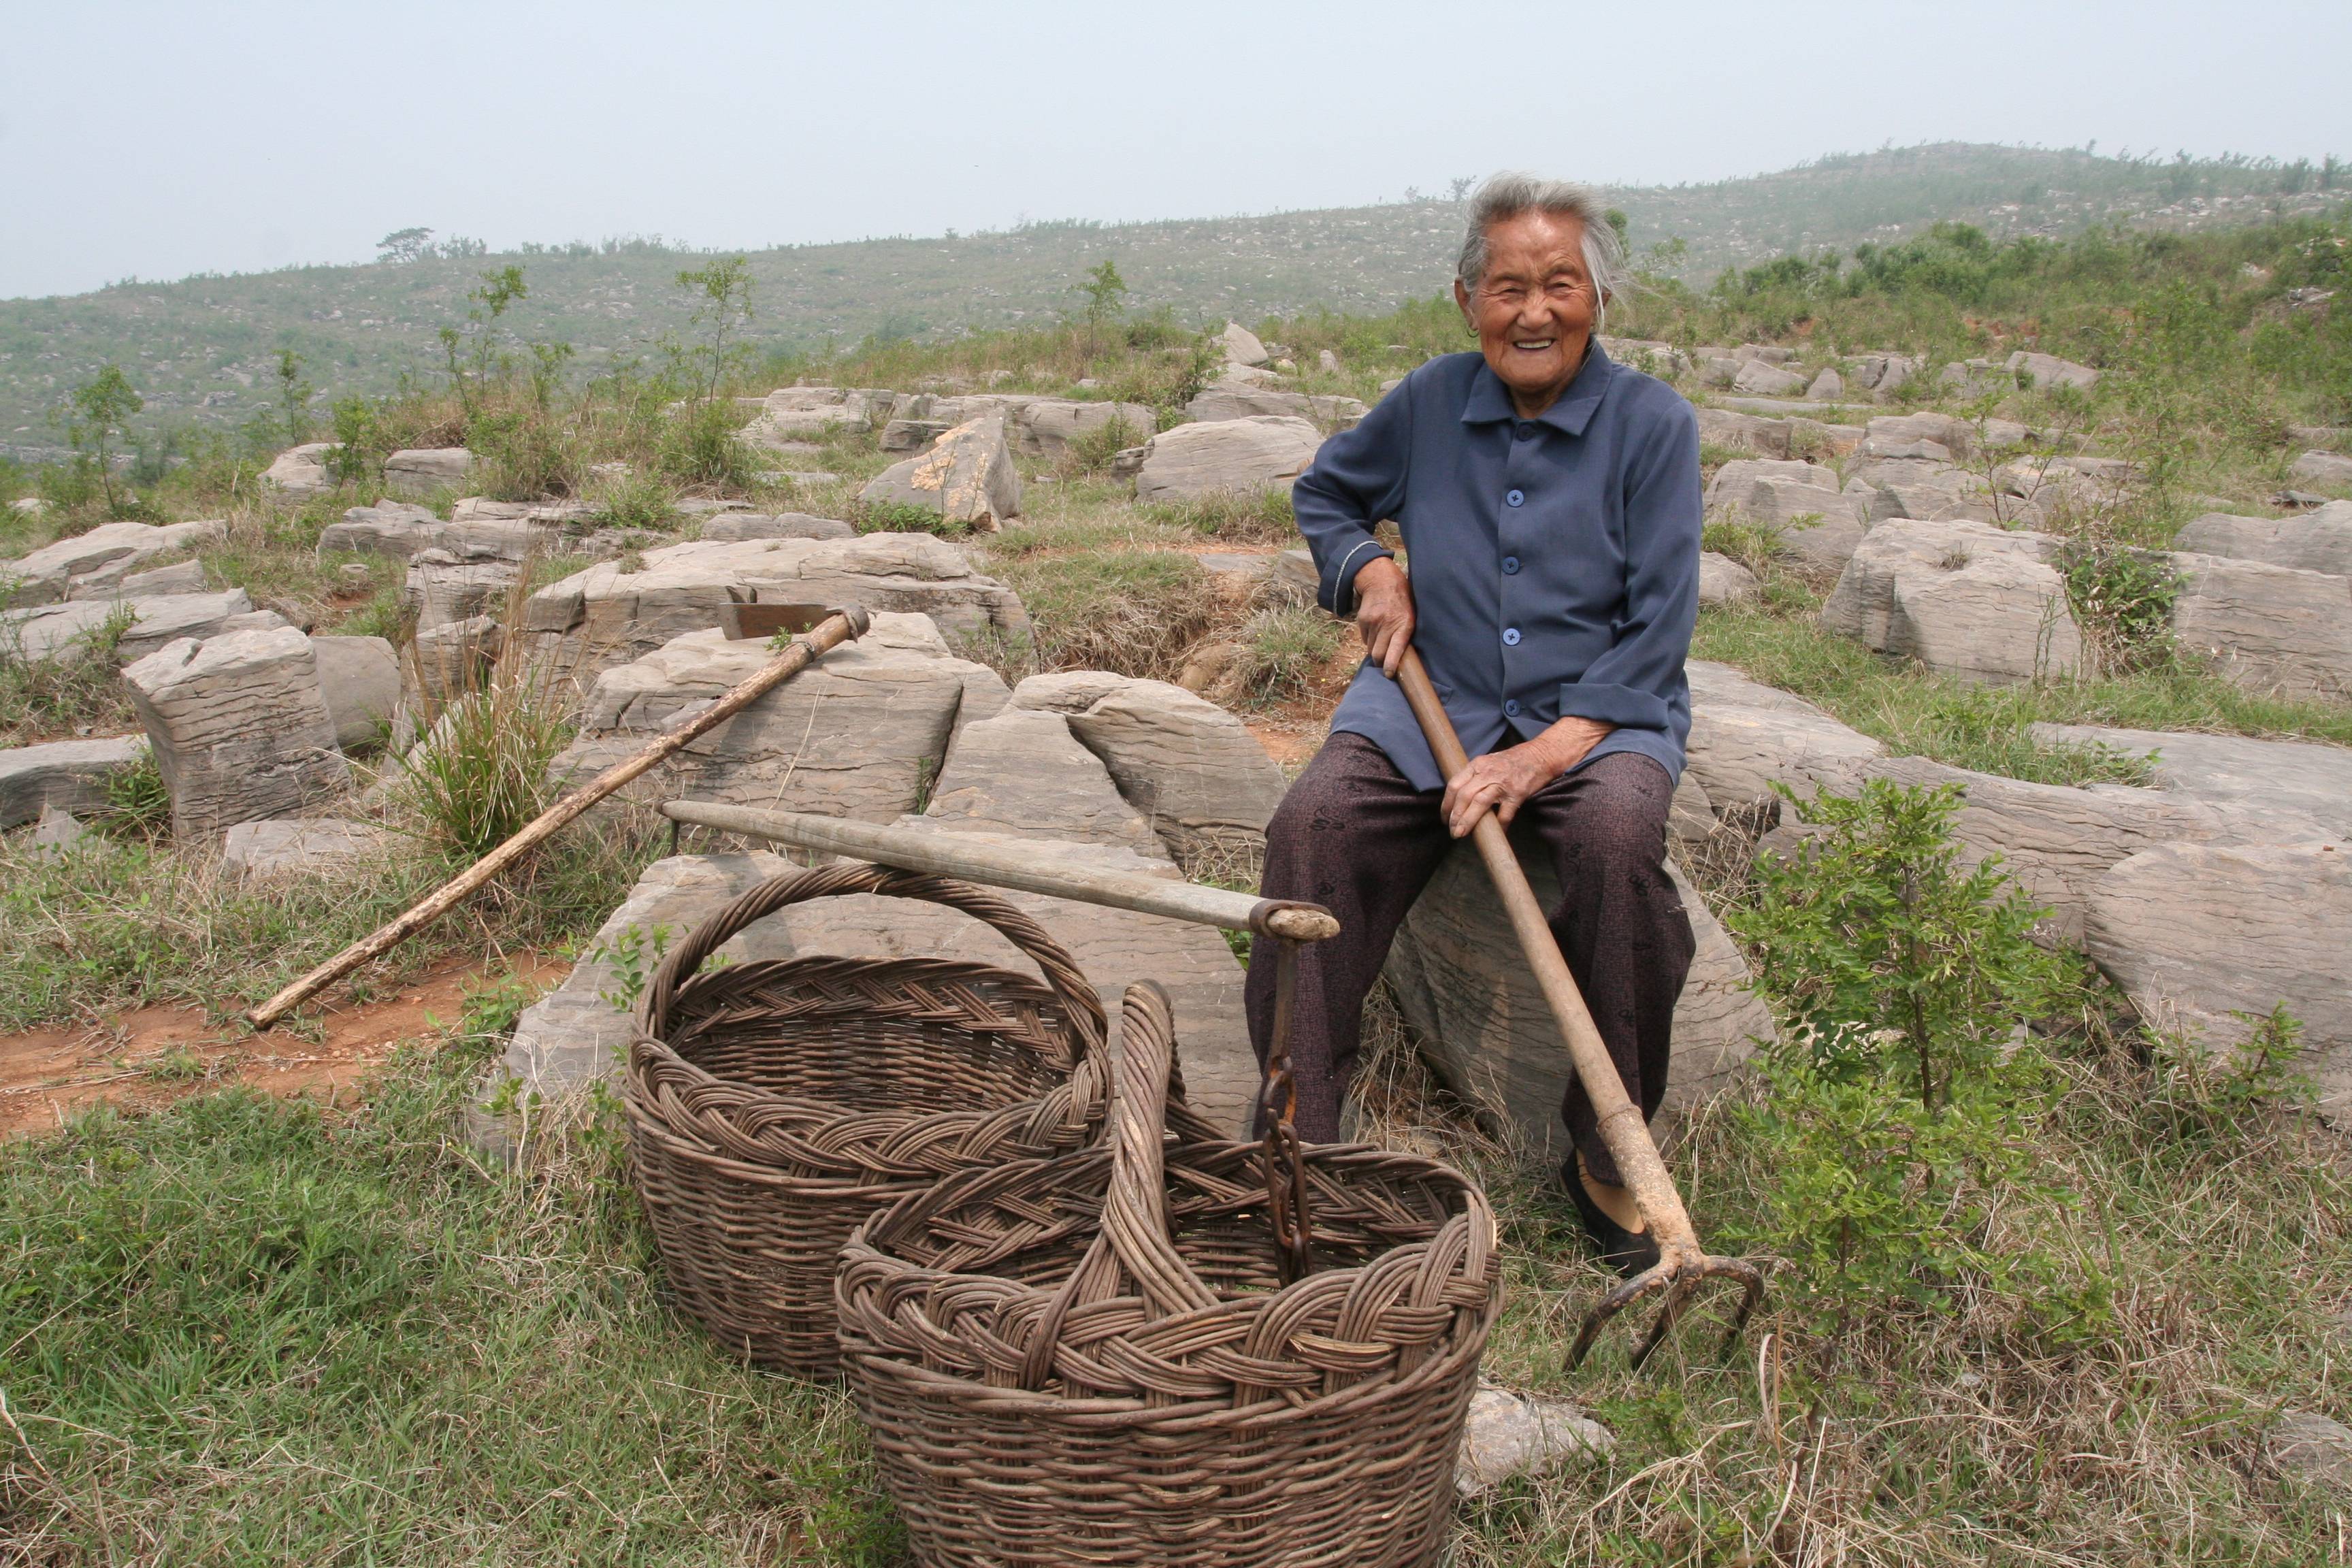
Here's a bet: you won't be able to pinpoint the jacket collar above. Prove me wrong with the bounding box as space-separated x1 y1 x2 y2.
1459 337 1616 436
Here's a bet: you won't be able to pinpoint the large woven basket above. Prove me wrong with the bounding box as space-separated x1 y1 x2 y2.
836 980 1500 1567
627 860 1210 1375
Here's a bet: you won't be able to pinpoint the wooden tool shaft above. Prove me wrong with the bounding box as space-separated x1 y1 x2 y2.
1394 649 1698 1248
658 800 1340 944
244 606 871 1029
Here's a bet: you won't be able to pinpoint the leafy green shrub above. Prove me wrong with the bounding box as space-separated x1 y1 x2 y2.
654 399 758 489
398 648 573 862
2057 538 2180 674
589 468 679 531
1724 779 2106 1335
1065 410 1147 473
851 497 970 538
1230 606 1343 707
1138 486 1296 542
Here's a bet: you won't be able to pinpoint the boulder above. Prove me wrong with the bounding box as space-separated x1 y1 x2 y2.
523 533 1028 668
1850 353 1920 393
410 615 504 704
1220 322 1270 368
1867 412 1975 458
2085 840 2352 1122
921 708 1162 857
1009 672 1288 861
1697 551 1760 606
0 735 147 828
24 805 89 858
741 387 872 445
1 590 275 666
1732 360 1808 397
120 627 350 838
1318 349 1342 375
315 501 444 561
1684 691 1884 817
1884 549 2083 685
1134 416 1322 504
1706 458 1867 570
2174 503 2352 576
1382 851 1776 1160
2289 451 2352 488
697 512 858 542
547 618 994 823
858 414 1021 531
2006 350 2100 391
405 550 519 630
2169 553 2352 699
1011 399 1157 460
382 448 475 497
1806 368 1845 401
1820 517 2054 647
879 418 956 454
1184 385 1367 429
0 519 227 608
220 817 387 879
118 560 207 596
261 442 336 497
310 634 401 751
2025 723 2352 842
1455 1386 1613 1499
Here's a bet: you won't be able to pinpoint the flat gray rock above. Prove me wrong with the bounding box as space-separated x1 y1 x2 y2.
261 442 336 498
858 414 1020 530
1 590 272 665
382 447 474 497
0 735 147 828
2272 1411 2352 1492
2289 451 2352 489
2026 723 2352 841
0 519 224 608
121 626 350 838
220 817 387 879
2085 840 2351 1122
1183 385 1367 429
1455 1384 1614 1498
311 634 401 752
2172 503 2352 577
1683 700 1884 815
1820 518 2053 647
1698 551 1759 606
2169 553 2352 700
1009 398 1157 459
698 512 856 542
1134 416 1321 504
1885 549 2082 685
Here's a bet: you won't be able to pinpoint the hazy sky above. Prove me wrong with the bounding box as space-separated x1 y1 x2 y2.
5 0 2347 301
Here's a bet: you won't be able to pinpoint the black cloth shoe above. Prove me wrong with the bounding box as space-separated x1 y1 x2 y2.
1563 1160 1661 1278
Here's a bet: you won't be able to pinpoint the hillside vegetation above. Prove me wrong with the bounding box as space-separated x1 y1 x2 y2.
5 142 2344 461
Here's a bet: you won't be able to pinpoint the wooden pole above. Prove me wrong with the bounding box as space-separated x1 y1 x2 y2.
658 800 1341 944
244 605 872 1029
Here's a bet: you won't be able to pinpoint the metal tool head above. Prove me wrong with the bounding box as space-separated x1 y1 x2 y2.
1569 1241 1767 1371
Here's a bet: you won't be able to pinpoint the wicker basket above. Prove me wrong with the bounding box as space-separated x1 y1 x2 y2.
627 860 1209 1375
835 980 1500 1567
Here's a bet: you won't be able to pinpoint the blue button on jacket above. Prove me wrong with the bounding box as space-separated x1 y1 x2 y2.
1294 342 1702 792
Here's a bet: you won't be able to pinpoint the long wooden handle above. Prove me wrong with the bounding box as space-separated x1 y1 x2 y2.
244 606 872 1029
658 800 1341 944
1393 647 1698 1249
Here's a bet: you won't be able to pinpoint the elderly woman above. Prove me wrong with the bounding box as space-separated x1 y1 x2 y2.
1245 172 1702 1275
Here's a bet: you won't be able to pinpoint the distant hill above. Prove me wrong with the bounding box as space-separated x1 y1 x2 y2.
4 142 2343 461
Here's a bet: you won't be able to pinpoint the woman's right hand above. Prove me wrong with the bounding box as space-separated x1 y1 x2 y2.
1352 556 1416 677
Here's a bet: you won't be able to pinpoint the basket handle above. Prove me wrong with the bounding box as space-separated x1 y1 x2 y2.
1015 981 1217 1390
636 861 1108 1067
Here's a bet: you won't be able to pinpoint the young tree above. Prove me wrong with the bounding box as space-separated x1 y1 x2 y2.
440 265 528 426
673 256 755 404
65 365 144 515
274 349 312 444
377 227 435 263
1074 258 1128 359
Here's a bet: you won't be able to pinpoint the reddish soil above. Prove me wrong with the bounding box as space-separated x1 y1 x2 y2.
0 953 561 1139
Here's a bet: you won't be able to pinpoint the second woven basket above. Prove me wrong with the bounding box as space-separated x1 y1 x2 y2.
836 980 1500 1567
627 860 1211 1375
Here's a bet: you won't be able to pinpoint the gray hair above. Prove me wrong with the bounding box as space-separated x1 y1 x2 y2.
1455 172 1629 327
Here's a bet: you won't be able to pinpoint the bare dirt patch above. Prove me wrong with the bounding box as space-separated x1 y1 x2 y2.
0 953 561 1138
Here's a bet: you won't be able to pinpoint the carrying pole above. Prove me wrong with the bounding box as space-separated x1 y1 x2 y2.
243 605 872 1030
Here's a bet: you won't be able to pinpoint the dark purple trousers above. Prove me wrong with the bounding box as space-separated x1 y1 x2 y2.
1243 732 1695 1185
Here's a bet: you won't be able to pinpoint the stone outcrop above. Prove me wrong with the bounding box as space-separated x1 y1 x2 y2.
2172 502 2352 576
405 551 519 630
1009 672 1288 862
220 817 387 879
2 591 280 666
1697 551 1760 606
410 615 504 704
548 616 999 823
1705 458 1867 570
1220 322 1270 368
1382 853 1776 1159
523 533 1028 668
261 442 336 497
2288 451 2352 488
2085 840 2351 1122
858 414 1021 530
1011 399 1156 461
317 502 559 564
310 634 402 751
2169 552 2352 699
2006 350 2100 391
1732 359 1808 397
1682 663 1885 815
2026 723 2352 841
0 735 147 828
1455 1386 1612 1498
1694 408 1863 460
120 627 350 838
382 448 474 497
1820 519 2079 683
1184 385 1368 429
698 512 857 542
1133 416 1322 503
0 520 226 608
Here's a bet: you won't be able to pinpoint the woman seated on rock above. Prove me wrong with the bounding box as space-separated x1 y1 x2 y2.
1247 171 1703 1274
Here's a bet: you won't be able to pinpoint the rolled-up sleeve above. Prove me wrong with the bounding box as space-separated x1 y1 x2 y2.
1290 388 1413 614
1557 404 1701 734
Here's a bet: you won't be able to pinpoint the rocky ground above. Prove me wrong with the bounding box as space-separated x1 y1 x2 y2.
2 302 2349 1560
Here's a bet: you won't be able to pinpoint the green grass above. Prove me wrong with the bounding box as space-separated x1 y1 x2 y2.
992 549 1220 683
1693 594 2352 785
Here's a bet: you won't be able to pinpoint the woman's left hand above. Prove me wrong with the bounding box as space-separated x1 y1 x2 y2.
1441 717 1615 836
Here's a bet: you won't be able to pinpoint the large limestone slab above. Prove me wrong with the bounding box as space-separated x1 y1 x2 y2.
1683 701 1884 817
0 520 226 608
2172 503 2352 577
261 442 336 498
1184 385 1367 429
858 414 1020 530
0 736 147 828
2026 724 2352 842
311 634 401 751
523 533 1028 668
699 512 856 542
1382 849 1775 1160
1886 549 2082 685
121 627 350 838
382 447 475 497
1 591 275 666
318 502 561 564
2086 841 2352 1122
405 551 520 631
1011 672 1288 861
1820 518 2053 646
921 708 1162 856
1011 399 1156 460
1133 416 1321 503
1705 459 1866 570
547 619 994 823
2169 553 2352 699
220 817 388 880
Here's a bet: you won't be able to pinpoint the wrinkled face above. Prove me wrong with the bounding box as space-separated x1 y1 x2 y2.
1454 211 1599 410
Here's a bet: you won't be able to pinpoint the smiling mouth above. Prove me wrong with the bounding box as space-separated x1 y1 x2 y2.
1512 338 1556 351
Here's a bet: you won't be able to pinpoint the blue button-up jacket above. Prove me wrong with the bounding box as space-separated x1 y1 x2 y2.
1293 342 1703 792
